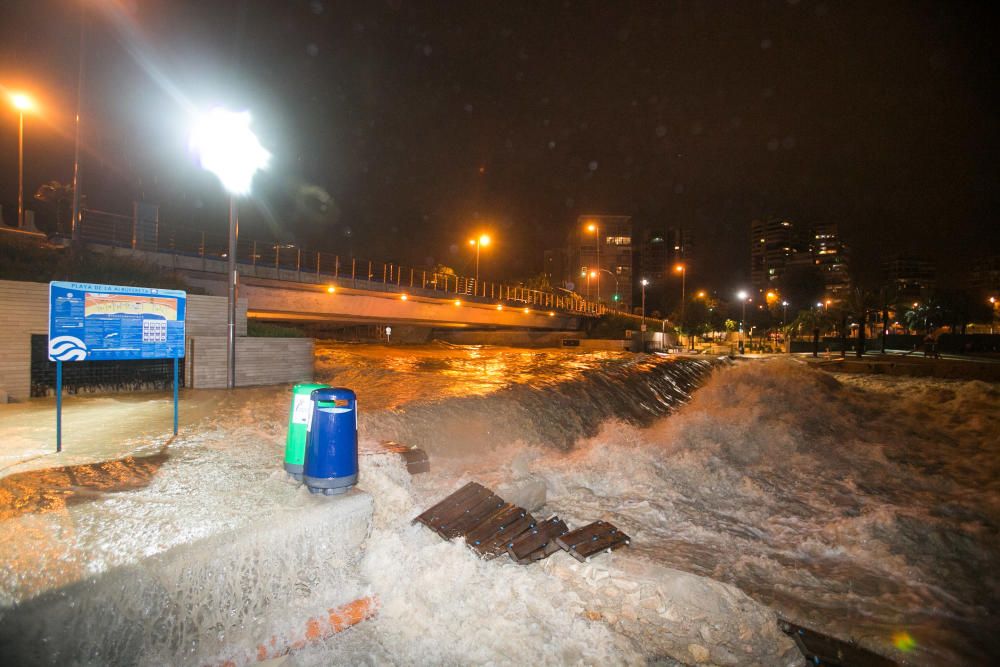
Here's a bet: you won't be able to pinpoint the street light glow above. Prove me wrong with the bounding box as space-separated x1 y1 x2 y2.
674 264 685 273
737 290 747 300
190 107 271 195
478 234 490 247
641 278 649 286
326 286 336 294
10 93 33 111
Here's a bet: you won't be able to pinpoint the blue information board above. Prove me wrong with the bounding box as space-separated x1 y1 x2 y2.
48 281 187 361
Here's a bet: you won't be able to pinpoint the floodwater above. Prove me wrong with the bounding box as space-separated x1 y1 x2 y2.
0 343 997 665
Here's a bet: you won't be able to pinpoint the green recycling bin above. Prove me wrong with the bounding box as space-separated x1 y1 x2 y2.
284 383 330 480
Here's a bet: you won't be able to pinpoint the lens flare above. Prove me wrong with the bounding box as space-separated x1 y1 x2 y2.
892 631 916 652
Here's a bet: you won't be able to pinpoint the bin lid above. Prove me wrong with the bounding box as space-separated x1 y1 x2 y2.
293 383 330 395
311 387 356 403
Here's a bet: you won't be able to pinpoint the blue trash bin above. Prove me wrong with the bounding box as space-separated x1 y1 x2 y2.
303 387 359 496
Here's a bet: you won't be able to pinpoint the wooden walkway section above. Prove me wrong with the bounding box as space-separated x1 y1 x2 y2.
555 521 630 562
507 516 569 564
414 482 628 566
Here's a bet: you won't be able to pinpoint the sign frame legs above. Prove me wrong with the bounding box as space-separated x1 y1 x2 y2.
173 357 179 435
56 360 62 453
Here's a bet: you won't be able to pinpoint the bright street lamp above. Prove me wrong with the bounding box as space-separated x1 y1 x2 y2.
191 107 271 389
586 220 601 304
782 300 789 326
468 233 490 289
674 264 686 347
737 290 748 353
640 278 649 333
9 92 33 229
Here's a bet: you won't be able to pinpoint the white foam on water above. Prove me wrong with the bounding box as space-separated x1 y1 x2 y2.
2 346 996 665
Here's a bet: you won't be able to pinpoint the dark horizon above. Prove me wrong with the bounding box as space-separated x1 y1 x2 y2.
1 0 996 290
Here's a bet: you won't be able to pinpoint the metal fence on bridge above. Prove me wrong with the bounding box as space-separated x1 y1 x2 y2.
77 209 640 319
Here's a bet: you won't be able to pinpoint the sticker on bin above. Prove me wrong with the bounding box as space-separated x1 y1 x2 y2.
292 394 314 425
335 399 350 407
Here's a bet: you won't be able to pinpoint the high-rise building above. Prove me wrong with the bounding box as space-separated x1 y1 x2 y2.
969 254 1000 295
811 223 851 297
750 218 801 290
636 226 692 281
883 256 935 301
571 215 633 308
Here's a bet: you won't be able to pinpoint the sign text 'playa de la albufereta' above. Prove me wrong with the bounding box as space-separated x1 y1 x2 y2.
48 281 186 361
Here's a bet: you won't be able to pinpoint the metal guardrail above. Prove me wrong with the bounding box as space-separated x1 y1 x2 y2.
77 209 644 320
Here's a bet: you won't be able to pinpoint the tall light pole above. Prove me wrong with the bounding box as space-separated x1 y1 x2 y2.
737 290 748 354
586 221 601 304
782 300 789 326
191 108 271 389
468 233 490 288
640 278 649 332
597 268 619 309
674 264 686 346
10 93 33 229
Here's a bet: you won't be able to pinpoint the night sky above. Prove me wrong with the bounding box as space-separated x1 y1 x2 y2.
1 0 996 288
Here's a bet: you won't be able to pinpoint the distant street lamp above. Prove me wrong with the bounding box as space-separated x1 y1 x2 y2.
468 233 490 288
782 300 789 326
737 290 748 354
674 264 686 347
9 93 33 229
586 221 601 303
640 278 649 332
191 107 271 389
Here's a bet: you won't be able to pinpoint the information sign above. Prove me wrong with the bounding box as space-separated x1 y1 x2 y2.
48 281 186 361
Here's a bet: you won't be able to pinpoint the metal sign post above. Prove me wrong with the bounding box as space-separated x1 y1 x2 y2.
48 281 187 452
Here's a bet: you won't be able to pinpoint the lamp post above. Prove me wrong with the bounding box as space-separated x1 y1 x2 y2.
594 268 619 309
468 233 490 289
191 108 271 389
674 264 686 347
737 290 748 354
10 93 33 229
586 221 601 303
640 278 649 332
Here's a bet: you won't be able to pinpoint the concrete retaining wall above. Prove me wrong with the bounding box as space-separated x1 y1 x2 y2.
187 336 315 388
0 280 248 401
0 491 373 666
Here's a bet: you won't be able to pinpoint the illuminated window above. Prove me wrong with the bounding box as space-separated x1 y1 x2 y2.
606 236 631 246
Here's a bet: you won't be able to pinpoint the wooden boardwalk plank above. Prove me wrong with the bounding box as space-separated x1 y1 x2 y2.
476 513 537 559
507 516 569 564
555 521 630 562
464 504 522 546
438 492 506 539
412 481 485 527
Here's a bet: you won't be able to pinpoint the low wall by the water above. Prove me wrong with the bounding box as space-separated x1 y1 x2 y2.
0 280 246 401
186 336 315 388
0 490 374 666
434 330 586 347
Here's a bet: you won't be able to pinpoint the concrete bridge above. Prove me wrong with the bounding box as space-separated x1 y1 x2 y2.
91 243 595 332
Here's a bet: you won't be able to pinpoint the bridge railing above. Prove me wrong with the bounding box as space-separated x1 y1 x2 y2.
77 212 639 319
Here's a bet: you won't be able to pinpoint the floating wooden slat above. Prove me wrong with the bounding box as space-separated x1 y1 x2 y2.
412 481 486 527
555 520 630 562
779 619 899 667
361 441 430 475
399 448 430 475
507 516 569 564
465 505 536 559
